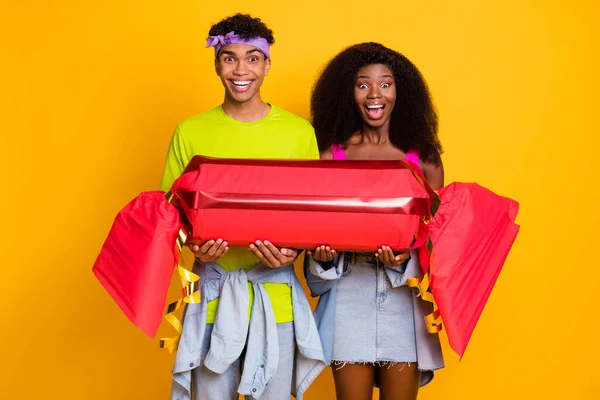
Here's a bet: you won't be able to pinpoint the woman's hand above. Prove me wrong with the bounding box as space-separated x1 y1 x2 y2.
249 240 299 268
189 239 229 262
307 245 338 262
376 246 410 267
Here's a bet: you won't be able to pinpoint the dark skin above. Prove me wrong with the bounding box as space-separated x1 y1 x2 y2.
310 64 444 400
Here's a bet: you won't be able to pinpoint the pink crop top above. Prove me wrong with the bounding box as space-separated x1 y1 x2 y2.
330 144 420 164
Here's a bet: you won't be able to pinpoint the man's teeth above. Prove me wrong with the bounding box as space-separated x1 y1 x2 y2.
367 105 384 109
233 81 251 86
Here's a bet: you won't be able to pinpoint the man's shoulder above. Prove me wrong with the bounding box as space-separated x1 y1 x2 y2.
270 105 314 133
176 106 223 134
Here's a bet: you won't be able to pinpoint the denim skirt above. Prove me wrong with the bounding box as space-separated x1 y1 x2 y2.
331 253 417 364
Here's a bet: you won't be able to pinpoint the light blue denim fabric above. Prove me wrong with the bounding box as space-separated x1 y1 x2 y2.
193 322 295 400
304 250 444 387
171 261 325 400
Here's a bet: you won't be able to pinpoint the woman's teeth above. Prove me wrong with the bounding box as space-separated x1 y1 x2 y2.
366 105 384 118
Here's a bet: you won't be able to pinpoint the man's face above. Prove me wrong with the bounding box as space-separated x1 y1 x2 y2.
215 44 271 104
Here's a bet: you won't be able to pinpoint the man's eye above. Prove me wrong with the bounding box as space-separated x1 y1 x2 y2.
249 57 258 62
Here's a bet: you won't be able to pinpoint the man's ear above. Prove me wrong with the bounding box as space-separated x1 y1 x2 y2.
264 57 271 76
215 58 220 75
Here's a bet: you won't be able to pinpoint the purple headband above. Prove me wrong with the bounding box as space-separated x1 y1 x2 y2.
205 31 271 59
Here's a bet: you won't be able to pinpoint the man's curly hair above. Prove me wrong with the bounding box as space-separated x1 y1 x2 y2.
209 13 275 47
310 42 442 164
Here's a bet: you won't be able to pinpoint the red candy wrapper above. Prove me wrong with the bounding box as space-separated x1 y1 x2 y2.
425 182 520 357
92 156 519 357
170 156 435 252
92 192 182 337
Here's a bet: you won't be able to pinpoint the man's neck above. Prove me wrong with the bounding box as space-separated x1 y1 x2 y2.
221 95 271 122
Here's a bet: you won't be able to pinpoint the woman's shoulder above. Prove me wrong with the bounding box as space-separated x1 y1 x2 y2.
320 147 334 159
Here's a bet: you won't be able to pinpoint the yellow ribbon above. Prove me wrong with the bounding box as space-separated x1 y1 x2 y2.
399 166 443 335
158 197 202 353
408 246 443 334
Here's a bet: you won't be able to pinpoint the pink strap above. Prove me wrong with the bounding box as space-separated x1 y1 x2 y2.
330 144 347 160
404 149 420 165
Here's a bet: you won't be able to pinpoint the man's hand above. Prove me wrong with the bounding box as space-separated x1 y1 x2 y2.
189 238 229 262
249 240 299 268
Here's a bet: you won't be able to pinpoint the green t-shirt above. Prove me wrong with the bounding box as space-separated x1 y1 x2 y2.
160 104 319 324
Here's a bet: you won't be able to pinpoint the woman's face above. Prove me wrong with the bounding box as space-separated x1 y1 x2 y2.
353 63 396 128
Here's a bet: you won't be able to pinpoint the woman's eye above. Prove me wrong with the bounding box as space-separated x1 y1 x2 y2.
381 82 390 88
358 83 369 89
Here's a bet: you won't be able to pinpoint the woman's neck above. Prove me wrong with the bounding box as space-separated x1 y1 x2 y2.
356 123 391 144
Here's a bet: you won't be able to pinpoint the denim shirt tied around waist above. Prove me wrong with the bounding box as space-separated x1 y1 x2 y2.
171 261 325 400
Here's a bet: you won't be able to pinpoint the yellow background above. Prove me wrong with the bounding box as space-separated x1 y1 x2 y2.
1 0 599 398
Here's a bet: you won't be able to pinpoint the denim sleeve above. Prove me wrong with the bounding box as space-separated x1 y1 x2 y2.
303 253 345 297
383 249 421 288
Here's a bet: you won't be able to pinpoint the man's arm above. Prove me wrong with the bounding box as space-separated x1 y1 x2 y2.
159 126 188 191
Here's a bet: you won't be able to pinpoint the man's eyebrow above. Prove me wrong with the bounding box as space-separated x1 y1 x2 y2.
220 48 262 57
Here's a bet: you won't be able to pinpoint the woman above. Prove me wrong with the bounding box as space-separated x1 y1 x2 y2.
305 42 445 400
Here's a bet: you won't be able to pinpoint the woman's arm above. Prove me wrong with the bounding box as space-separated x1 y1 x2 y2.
421 159 445 190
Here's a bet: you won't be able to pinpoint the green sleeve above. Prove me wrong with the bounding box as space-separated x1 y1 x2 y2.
159 126 188 191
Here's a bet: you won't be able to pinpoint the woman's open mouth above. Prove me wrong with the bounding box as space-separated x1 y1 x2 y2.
365 104 385 119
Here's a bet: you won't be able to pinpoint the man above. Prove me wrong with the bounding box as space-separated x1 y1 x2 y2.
159 13 324 400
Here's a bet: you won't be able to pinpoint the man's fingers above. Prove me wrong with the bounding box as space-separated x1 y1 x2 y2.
189 239 230 262
206 239 223 256
199 240 216 254
264 241 286 264
280 247 298 261
215 242 229 258
213 239 227 254
249 243 272 267
255 241 280 267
